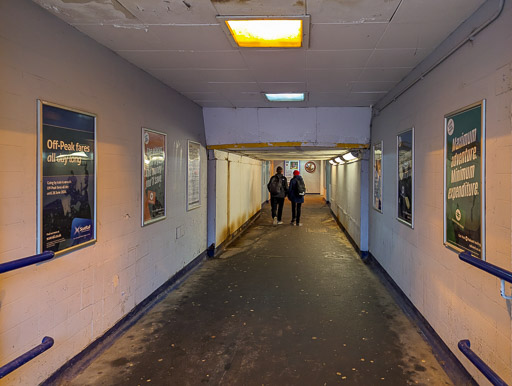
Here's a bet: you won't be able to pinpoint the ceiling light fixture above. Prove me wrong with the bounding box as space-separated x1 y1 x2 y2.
329 160 337 165
334 157 345 165
342 152 358 162
225 19 302 48
217 15 310 49
265 93 305 102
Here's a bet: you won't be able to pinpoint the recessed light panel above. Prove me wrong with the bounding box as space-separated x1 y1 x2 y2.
225 19 303 48
265 93 305 102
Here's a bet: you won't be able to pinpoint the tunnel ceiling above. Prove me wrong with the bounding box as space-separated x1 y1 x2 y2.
34 0 485 108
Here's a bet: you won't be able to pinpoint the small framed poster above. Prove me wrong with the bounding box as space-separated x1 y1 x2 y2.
444 100 485 259
373 141 383 212
187 140 201 211
397 128 414 227
37 100 97 255
142 128 167 226
285 160 299 178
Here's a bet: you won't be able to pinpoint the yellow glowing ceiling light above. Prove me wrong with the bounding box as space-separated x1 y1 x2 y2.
225 19 303 48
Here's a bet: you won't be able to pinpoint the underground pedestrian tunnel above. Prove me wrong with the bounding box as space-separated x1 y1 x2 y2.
0 0 511 385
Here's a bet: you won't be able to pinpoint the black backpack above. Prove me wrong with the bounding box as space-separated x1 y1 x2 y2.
295 177 306 196
269 175 283 195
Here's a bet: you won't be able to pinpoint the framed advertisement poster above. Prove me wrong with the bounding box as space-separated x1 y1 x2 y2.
142 128 166 226
444 100 485 259
397 129 414 227
285 160 299 178
187 140 201 211
373 141 383 212
37 101 96 255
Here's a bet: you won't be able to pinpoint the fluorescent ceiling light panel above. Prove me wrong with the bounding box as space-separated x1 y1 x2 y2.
334 157 345 164
265 93 305 102
218 15 310 49
342 152 357 161
225 19 303 48
329 160 337 165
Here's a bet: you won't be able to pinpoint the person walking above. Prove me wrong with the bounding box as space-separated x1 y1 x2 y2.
288 170 306 226
267 166 288 226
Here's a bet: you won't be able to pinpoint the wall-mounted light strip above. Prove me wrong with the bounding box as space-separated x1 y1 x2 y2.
342 152 358 161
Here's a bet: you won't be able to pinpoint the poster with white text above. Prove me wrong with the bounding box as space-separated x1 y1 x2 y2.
38 101 96 254
444 101 485 259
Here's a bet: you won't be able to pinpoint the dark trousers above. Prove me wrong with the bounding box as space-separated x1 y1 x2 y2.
271 197 284 221
291 202 302 224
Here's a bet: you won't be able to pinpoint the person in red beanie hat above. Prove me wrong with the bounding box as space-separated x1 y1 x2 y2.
288 170 306 226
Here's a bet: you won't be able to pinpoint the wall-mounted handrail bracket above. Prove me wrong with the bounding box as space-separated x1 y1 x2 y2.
500 280 512 300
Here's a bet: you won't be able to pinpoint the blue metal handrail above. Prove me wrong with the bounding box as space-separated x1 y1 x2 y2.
459 251 512 299
0 337 54 379
458 340 508 386
0 251 54 274
459 251 512 283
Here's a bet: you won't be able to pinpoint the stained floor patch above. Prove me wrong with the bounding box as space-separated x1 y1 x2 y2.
64 197 453 386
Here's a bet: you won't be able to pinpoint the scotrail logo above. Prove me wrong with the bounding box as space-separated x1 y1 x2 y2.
74 224 91 236
71 218 93 244
447 118 455 136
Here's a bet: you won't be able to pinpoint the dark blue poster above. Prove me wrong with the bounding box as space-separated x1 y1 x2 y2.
39 102 96 254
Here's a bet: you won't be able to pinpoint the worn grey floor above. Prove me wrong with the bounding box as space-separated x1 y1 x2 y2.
65 196 453 385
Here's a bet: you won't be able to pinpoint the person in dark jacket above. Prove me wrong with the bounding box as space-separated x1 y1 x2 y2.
288 170 305 226
267 166 288 226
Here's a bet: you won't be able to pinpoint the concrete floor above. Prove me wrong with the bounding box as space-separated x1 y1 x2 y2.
66 197 454 385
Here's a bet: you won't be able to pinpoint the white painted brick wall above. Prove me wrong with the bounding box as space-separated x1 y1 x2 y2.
330 161 363 248
369 2 512 383
214 150 262 247
0 1 207 384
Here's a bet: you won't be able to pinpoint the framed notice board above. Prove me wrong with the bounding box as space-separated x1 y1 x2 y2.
373 141 383 213
444 100 485 259
397 128 414 228
187 140 201 211
37 101 97 255
142 128 167 226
